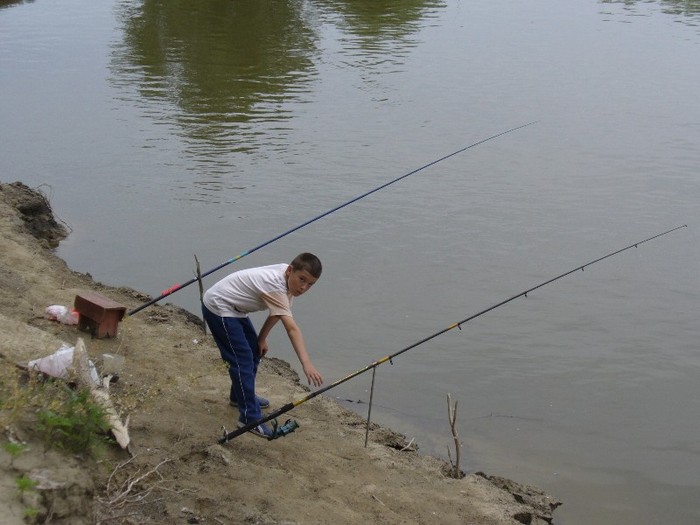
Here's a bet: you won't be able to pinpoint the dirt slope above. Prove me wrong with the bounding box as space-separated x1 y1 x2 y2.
0 181 560 525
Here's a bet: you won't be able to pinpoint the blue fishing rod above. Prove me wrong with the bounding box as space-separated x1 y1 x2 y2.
128 122 536 316
220 225 687 442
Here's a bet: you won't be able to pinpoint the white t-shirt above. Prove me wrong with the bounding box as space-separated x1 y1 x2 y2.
203 263 293 318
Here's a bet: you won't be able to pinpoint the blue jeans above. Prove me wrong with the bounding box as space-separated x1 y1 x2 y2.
202 305 262 424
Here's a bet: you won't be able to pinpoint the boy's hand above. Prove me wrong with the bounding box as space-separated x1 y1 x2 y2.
258 338 269 357
278 316 322 386
303 363 323 387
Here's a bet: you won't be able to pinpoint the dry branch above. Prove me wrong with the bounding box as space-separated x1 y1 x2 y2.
194 254 206 335
103 457 172 508
447 393 462 479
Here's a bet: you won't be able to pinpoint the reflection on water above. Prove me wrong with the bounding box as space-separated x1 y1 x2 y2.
600 0 700 26
0 0 32 9
110 0 443 195
111 0 319 182
314 0 445 70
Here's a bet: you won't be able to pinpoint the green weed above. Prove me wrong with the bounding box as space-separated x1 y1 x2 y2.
37 386 112 456
15 473 37 493
2 441 27 462
1 366 114 458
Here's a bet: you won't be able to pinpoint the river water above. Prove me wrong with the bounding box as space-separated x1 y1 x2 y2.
2 0 699 523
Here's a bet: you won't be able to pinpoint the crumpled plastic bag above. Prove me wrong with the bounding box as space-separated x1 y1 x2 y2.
45 305 79 325
27 343 100 386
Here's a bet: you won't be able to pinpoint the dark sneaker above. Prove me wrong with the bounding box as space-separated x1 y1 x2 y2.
230 395 270 409
237 420 274 439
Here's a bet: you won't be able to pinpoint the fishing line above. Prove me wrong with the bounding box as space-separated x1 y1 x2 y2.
128 122 536 316
219 224 687 443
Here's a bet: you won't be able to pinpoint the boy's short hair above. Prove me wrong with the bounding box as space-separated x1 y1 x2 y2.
290 253 322 278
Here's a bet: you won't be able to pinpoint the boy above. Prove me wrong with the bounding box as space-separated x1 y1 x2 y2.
202 253 324 438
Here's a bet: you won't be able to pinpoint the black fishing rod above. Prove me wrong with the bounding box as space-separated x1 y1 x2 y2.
128 122 536 316
219 224 687 443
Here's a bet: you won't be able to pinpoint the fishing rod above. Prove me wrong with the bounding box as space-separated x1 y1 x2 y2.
128 122 536 316
219 224 687 443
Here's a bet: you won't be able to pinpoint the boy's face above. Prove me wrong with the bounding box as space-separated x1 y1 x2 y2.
285 266 319 297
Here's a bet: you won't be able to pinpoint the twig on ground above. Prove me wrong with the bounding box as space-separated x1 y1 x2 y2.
400 437 416 452
100 457 173 509
371 494 385 506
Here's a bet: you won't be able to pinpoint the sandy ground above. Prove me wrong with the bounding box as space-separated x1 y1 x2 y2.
0 181 561 525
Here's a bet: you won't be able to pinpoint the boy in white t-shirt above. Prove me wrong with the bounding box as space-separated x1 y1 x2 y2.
202 253 324 439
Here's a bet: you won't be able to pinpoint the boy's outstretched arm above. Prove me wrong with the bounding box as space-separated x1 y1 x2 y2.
279 315 324 387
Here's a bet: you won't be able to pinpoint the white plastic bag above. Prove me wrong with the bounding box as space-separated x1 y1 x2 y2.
27 343 100 386
45 305 79 325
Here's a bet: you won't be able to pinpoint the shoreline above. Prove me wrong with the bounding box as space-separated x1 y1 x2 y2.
0 181 560 524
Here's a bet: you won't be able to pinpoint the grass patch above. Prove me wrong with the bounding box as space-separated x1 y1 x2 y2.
2 441 28 463
1 366 113 458
37 386 113 456
15 472 37 493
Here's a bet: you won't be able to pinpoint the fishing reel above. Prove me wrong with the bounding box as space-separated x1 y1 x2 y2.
269 418 299 440
219 418 300 444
